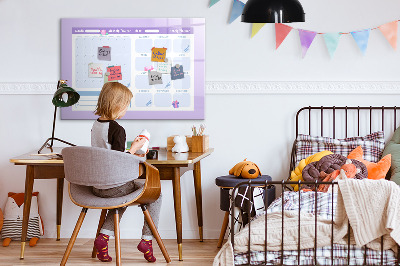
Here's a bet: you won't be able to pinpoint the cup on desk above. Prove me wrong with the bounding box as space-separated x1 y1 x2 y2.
146 150 158 160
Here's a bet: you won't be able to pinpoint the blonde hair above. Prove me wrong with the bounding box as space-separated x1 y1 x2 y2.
95 82 133 120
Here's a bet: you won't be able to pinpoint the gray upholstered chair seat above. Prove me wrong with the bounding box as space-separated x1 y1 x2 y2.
69 180 145 208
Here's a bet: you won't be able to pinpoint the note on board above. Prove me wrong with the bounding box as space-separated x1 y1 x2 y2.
157 58 172 74
171 64 184 80
107 66 122 81
88 63 103 78
151 47 167 62
98 46 111 61
148 71 163 85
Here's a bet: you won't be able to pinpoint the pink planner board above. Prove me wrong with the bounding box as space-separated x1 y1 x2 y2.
61 18 205 120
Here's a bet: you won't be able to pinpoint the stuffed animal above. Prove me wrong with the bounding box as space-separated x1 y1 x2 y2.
172 135 189 153
229 159 261 179
0 208 3 232
1 192 44 247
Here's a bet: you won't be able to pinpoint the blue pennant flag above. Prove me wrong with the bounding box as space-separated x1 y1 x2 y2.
229 0 245 24
209 0 221 7
351 29 371 55
323 33 341 58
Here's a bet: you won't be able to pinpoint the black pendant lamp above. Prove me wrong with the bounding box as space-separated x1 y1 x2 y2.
242 0 305 23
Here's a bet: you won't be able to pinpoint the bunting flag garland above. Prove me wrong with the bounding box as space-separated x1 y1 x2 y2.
208 3 400 58
275 23 293 49
323 33 341 58
251 23 266 38
298 30 317 58
229 0 245 24
378 21 398 50
209 0 220 7
351 29 370 55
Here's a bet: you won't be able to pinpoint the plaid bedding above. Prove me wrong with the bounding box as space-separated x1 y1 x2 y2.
294 131 385 166
234 191 397 265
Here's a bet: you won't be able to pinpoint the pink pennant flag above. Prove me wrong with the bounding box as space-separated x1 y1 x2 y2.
275 23 293 49
298 29 317 58
378 21 398 50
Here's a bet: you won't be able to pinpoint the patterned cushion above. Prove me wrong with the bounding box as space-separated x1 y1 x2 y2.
295 131 385 166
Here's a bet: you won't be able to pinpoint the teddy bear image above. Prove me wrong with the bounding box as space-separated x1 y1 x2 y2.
172 135 189 153
1 192 43 247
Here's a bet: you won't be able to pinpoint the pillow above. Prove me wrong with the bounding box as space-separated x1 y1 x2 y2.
295 131 385 167
347 146 391 180
382 126 400 184
289 150 333 191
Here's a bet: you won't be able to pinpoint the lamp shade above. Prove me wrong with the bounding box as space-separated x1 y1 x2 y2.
52 84 80 107
241 0 305 23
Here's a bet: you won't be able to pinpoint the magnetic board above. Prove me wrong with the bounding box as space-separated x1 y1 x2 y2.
61 18 205 119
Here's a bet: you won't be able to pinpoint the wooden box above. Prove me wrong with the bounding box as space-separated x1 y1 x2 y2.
167 135 192 151
191 135 209 153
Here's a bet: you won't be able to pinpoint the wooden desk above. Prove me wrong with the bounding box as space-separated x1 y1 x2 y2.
10 147 213 261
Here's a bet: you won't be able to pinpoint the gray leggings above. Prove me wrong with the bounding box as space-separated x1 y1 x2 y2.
92 180 162 240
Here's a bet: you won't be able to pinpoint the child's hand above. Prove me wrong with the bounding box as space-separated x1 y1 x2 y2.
134 148 149 157
128 137 147 155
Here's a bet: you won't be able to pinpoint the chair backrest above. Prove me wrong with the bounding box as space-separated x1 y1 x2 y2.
62 146 145 187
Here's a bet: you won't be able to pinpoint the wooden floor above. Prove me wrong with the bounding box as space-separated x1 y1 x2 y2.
0 239 221 265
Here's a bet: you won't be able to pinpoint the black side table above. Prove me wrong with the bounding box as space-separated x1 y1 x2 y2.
215 175 275 248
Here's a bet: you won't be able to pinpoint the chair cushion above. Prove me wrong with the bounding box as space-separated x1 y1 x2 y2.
69 180 145 208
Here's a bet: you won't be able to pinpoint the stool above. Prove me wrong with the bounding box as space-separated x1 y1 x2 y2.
215 175 275 248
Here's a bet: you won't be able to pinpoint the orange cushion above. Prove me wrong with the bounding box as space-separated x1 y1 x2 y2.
347 146 391 180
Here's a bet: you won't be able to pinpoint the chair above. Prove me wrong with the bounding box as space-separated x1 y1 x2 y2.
60 146 171 265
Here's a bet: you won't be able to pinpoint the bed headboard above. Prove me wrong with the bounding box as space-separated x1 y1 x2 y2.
290 106 400 179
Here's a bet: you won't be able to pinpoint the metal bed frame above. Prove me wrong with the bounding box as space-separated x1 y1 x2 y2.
230 106 400 266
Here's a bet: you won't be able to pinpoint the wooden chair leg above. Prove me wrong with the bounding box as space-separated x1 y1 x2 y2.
114 210 121 266
60 208 88 266
141 205 171 263
91 209 108 258
217 211 230 248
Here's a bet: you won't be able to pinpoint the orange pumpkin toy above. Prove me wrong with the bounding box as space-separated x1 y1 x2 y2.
229 159 261 179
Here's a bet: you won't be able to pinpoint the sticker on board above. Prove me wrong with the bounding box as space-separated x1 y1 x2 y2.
171 64 184 80
98 46 111 61
107 66 122 81
88 63 103 78
157 58 172 74
148 71 163 85
151 47 167 62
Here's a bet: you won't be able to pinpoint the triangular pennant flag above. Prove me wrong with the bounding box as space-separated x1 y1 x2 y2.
251 23 266 38
323 33 341 58
275 23 293 49
209 0 220 7
229 0 245 24
351 29 370 55
378 21 398 50
298 29 317 58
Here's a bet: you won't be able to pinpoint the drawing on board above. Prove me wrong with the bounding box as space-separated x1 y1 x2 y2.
61 18 205 119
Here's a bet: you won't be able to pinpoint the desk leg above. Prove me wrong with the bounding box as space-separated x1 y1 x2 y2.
20 165 35 259
56 178 64 241
172 167 183 261
193 161 203 242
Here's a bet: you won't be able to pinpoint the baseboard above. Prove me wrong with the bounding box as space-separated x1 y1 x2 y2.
1 81 400 94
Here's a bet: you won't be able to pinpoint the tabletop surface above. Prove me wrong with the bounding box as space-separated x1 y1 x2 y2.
10 147 214 165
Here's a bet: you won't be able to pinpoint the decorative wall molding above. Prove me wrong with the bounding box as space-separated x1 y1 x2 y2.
1 81 400 95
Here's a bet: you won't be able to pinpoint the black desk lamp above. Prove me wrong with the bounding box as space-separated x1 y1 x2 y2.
241 0 305 23
38 80 80 154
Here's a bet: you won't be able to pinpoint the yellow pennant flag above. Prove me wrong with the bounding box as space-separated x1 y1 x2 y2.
251 23 266 38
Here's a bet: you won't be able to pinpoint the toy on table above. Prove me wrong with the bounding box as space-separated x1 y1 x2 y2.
135 129 150 155
229 159 261 179
1 192 44 247
172 135 189 153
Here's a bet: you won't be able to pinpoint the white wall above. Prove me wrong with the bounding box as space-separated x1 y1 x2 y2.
1 0 400 240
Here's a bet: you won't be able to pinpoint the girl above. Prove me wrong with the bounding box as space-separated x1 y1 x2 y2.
91 82 161 263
